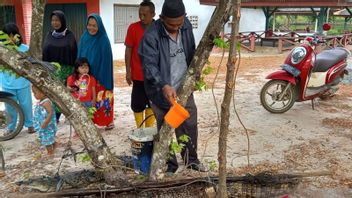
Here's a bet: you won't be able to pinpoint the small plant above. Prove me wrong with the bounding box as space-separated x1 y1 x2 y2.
168 134 190 159
207 160 218 171
169 139 184 155
135 174 147 181
195 37 231 91
0 31 20 50
50 62 61 71
236 41 241 51
213 37 229 49
0 31 21 77
87 107 97 119
77 153 92 164
179 134 190 143
0 65 17 77
195 78 207 91
195 65 214 91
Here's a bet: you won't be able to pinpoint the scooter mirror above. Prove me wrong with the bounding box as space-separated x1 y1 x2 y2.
323 23 331 31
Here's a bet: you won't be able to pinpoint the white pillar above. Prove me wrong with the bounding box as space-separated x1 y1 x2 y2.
273 13 276 31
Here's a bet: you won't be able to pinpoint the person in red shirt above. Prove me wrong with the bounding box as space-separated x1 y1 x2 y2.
125 0 156 128
67 57 97 109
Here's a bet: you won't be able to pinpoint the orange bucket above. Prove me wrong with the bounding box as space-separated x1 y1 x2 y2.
164 100 190 128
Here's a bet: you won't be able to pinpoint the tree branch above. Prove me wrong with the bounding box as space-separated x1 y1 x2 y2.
0 45 126 186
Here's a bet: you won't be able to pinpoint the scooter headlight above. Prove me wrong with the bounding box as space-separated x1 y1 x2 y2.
291 47 307 64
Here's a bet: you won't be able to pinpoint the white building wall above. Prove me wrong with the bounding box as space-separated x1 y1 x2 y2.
239 8 266 33
224 8 266 34
100 0 215 60
100 1 265 60
100 0 141 60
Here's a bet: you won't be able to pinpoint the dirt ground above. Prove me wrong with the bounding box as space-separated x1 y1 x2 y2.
0 47 352 197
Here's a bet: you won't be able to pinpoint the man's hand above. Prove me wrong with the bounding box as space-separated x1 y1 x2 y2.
162 84 176 104
125 72 132 86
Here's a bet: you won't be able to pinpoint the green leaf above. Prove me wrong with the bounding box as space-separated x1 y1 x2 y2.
195 79 207 91
208 160 218 171
87 107 97 119
169 139 185 155
213 37 229 49
0 31 20 51
236 41 241 51
77 153 92 163
50 62 61 71
0 31 10 41
0 31 21 77
202 66 214 75
0 65 19 78
179 134 190 143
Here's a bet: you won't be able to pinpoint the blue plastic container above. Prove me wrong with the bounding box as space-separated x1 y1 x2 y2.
129 127 157 175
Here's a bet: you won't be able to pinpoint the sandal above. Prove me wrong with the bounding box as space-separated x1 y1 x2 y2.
27 127 36 134
105 123 115 131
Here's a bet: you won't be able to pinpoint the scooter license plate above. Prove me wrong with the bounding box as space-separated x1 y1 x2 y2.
281 64 301 77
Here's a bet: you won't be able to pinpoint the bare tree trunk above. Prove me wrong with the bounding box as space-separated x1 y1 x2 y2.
149 0 232 181
0 46 126 186
217 0 241 197
29 0 46 59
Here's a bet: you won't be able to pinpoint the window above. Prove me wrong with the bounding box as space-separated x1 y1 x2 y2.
43 4 87 42
114 4 139 43
0 6 16 29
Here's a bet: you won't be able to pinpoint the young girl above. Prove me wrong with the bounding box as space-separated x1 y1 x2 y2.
67 57 96 108
32 86 57 155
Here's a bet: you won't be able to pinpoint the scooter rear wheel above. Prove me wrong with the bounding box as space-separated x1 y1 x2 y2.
0 98 24 141
260 80 296 113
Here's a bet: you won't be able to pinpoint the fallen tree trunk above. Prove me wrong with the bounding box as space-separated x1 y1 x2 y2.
41 171 331 197
149 0 233 181
0 46 125 185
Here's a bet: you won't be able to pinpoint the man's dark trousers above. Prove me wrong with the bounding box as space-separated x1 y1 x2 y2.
150 94 199 172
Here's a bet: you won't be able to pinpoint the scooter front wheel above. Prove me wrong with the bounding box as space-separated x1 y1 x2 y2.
260 80 296 113
0 98 24 141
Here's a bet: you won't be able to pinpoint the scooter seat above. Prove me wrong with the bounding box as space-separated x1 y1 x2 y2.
313 48 349 72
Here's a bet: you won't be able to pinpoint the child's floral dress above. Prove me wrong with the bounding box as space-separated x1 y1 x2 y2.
33 98 57 146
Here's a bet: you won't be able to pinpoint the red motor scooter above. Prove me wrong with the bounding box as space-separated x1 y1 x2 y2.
260 28 350 113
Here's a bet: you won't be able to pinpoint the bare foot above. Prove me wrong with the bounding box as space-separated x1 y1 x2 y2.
46 144 55 155
0 171 5 178
105 123 115 131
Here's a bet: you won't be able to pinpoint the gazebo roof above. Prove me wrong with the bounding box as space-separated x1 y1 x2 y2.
333 8 352 16
274 8 343 15
200 0 352 7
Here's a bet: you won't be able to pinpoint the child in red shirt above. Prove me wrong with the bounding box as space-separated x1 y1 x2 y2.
67 57 96 108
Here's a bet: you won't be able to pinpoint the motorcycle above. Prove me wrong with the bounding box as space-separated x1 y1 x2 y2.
0 91 24 141
260 28 350 113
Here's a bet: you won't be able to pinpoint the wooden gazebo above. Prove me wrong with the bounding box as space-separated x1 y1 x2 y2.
200 0 352 33
200 0 352 7
200 0 352 53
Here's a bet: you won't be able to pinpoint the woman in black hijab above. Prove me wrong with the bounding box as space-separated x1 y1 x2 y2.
42 10 77 123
